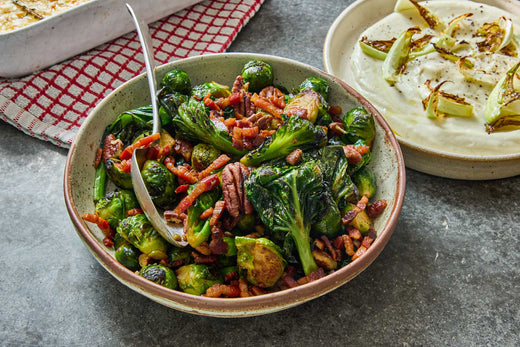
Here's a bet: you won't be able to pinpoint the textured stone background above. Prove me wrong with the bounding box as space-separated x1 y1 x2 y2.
1 0 519 345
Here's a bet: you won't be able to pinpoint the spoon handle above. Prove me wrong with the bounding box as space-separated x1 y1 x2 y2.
125 3 160 135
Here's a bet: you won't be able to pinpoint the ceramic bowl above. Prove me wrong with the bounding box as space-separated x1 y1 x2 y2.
64 53 406 317
323 0 520 180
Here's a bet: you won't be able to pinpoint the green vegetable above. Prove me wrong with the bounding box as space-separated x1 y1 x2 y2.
173 97 246 156
158 91 189 126
352 166 376 199
105 158 132 189
311 195 342 238
382 27 420 85
485 62 520 133
140 264 178 290
240 114 327 167
191 143 221 171
106 107 153 146
141 160 177 209
186 188 221 248
191 81 231 99
320 145 359 208
342 107 376 146
115 243 140 272
342 203 372 234
235 237 286 288
241 60 274 93
95 190 139 229
284 89 328 123
298 77 330 100
160 69 191 95
245 161 331 275
117 214 168 260
93 163 107 202
176 264 220 295
169 247 192 265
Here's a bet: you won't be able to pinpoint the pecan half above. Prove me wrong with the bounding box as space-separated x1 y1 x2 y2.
222 162 254 218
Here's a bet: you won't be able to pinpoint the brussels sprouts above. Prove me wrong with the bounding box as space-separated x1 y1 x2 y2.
106 107 153 146
342 202 373 234
191 143 221 171
237 214 256 232
176 264 220 295
235 237 287 288
115 243 140 272
117 214 168 260
158 91 189 124
160 69 191 95
191 82 231 99
342 107 376 146
141 160 177 209
140 264 178 289
94 190 139 230
241 60 274 93
352 166 376 199
298 77 330 100
169 247 192 265
311 195 342 238
105 158 132 189
284 89 328 123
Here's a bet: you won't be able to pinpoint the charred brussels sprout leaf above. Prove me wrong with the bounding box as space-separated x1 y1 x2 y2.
141 160 177 209
95 190 139 230
173 98 245 156
241 60 274 93
158 91 188 125
169 247 192 265
191 143 221 171
105 158 132 189
311 194 342 238
240 115 327 167
140 264 178 289
160 69 191 95
106 107 153 146
235 237 286 288
245 161 331 275
320 145 359 208
298 77 330 100
342 107 376 146
117 214 168 260
176 264 220 295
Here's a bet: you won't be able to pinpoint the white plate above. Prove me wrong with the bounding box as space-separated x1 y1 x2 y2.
0 0 201 78
323 0 520 180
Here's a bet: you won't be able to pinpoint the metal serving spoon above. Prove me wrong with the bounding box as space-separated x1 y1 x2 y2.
126 3 187 247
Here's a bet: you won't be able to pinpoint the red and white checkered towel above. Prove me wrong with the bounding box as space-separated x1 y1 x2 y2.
0 0 264 148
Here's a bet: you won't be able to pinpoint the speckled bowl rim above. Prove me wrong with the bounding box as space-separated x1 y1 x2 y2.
64 53 406 317
323 0 520 179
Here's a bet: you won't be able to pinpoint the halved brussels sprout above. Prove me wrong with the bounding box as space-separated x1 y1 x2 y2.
140 264 178 289
117 214 168 260
105 158 132 189
191 143 221 171
298 77 330 100
352 166 377 199
191 81 231 99
176 264 220 295
235 237 286 288
141 160 177 209
94 189 139 230
342 107 376 147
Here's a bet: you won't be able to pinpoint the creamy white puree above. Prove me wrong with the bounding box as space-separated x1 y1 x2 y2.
350 0 520 156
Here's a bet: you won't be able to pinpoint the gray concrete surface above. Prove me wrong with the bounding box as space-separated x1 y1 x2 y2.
1 0 519 345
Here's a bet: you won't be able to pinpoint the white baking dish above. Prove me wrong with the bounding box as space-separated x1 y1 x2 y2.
0 0 201 78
